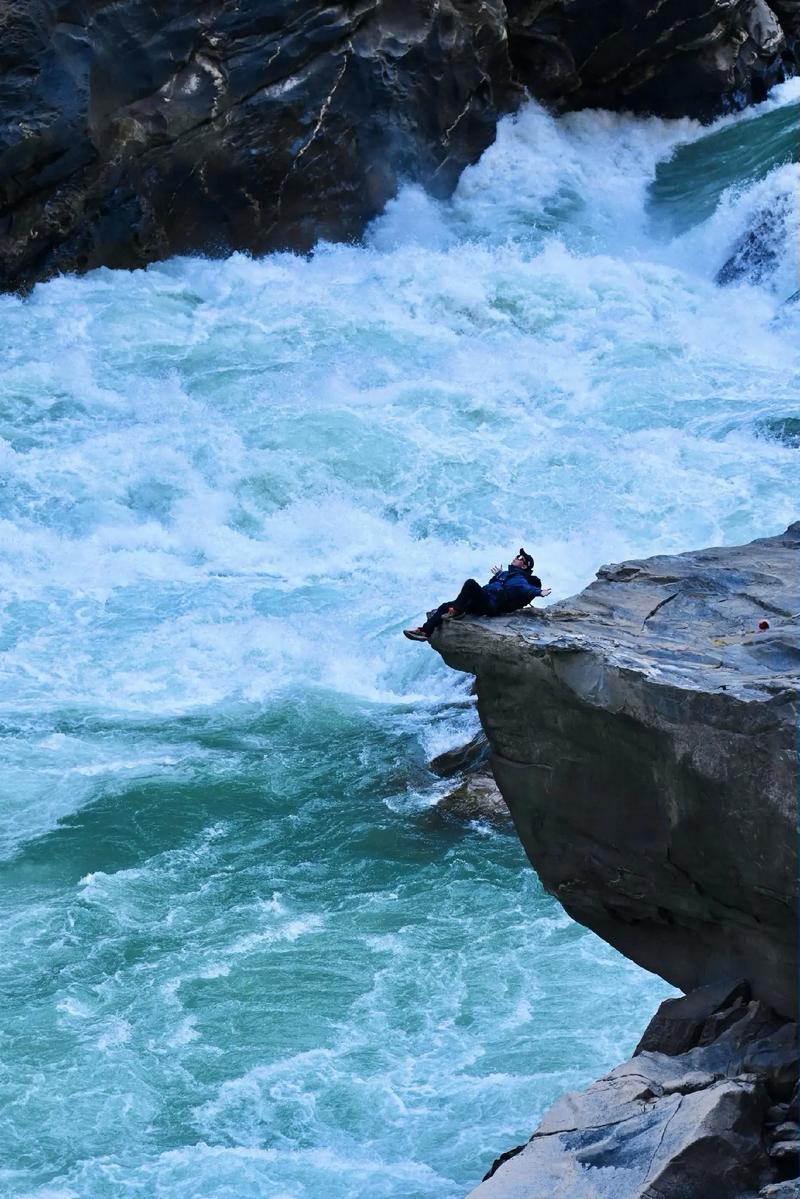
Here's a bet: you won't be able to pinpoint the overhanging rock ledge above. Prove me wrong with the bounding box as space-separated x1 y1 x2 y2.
434 523 799 1020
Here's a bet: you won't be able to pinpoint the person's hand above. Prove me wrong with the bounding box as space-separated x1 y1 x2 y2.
541 587 552 597
490 564 501 575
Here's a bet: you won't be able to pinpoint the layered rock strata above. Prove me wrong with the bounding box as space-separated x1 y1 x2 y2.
2 0 799 289
432 524 798 1194
470 980 799 1199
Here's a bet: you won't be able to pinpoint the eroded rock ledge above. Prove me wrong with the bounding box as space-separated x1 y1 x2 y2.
435 523 798 1017
2 0 799 289
432 523 798 1195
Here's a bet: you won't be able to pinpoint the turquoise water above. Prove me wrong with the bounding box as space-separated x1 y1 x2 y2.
1 81 798 1198
648 97 800 234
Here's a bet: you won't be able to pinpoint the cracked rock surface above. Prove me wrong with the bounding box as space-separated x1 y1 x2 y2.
2 0 799 288
435 522 799 1020
1 0 517 288
469 980 798 1198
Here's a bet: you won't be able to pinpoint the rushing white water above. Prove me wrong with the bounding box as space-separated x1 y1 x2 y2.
0 81 797 1198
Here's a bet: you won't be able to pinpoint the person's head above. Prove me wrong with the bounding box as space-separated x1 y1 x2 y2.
511 547 534 572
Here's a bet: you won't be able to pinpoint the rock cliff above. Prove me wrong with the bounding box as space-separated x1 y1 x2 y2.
432 524 799 1195
2 0 799 289
435 523 798 1018
0 0 518 288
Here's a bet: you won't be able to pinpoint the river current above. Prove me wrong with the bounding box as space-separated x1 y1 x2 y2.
1 82 798 1198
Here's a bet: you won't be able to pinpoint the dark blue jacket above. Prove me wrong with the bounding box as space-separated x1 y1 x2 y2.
483 566 543 614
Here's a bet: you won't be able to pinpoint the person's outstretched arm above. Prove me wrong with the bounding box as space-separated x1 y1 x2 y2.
518 577 552 602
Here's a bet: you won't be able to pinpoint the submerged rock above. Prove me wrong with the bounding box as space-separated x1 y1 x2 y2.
756 417 800 448
429 732 491 778
436 771 512 828
2 0 799 288
716 197 796 288
470 982 798 1198
434 523 799 1020
428 732 511 827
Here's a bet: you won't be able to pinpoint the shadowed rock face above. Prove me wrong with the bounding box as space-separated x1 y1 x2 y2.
0 0 518 289
2 0 799 288
434 524 799 1020
506 0 797 119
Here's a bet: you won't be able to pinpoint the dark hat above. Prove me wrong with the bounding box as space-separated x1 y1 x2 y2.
517 547 534 571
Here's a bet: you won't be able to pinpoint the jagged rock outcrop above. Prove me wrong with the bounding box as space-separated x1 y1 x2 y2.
469 980 798 1198
427 731 513 826
435 523 799 1019
716 195 797 289
506 0 798 119
2 0 799 289
0 0 519 289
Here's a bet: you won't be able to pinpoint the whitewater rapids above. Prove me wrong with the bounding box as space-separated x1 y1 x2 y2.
0 81 797 1199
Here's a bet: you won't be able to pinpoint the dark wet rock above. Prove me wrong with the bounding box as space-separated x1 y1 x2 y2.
634 979 752 1057
506 0 798 121
436 770 512 828
757 417 800 448
2 0 800 288
482 1142 527 1182
429 732 490 778
468 984 798 1198
435 523 799 1021
770 1140 800 1166
0 0 520 290
769 1105 793 1124
716 197 795 288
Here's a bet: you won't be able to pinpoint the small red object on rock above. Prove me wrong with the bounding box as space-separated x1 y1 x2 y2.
758 620 770 630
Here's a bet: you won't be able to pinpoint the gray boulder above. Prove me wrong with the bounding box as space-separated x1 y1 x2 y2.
471 1079 767 1199
428 732 511 826
470 983 797 1198
435 771 513 828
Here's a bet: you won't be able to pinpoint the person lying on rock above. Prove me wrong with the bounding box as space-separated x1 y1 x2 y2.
403 548 551 642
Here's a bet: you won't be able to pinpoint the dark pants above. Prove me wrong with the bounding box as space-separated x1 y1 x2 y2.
422 578 491 636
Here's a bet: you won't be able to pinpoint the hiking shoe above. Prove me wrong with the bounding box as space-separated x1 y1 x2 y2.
442 607 465 620
403 628 429 642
